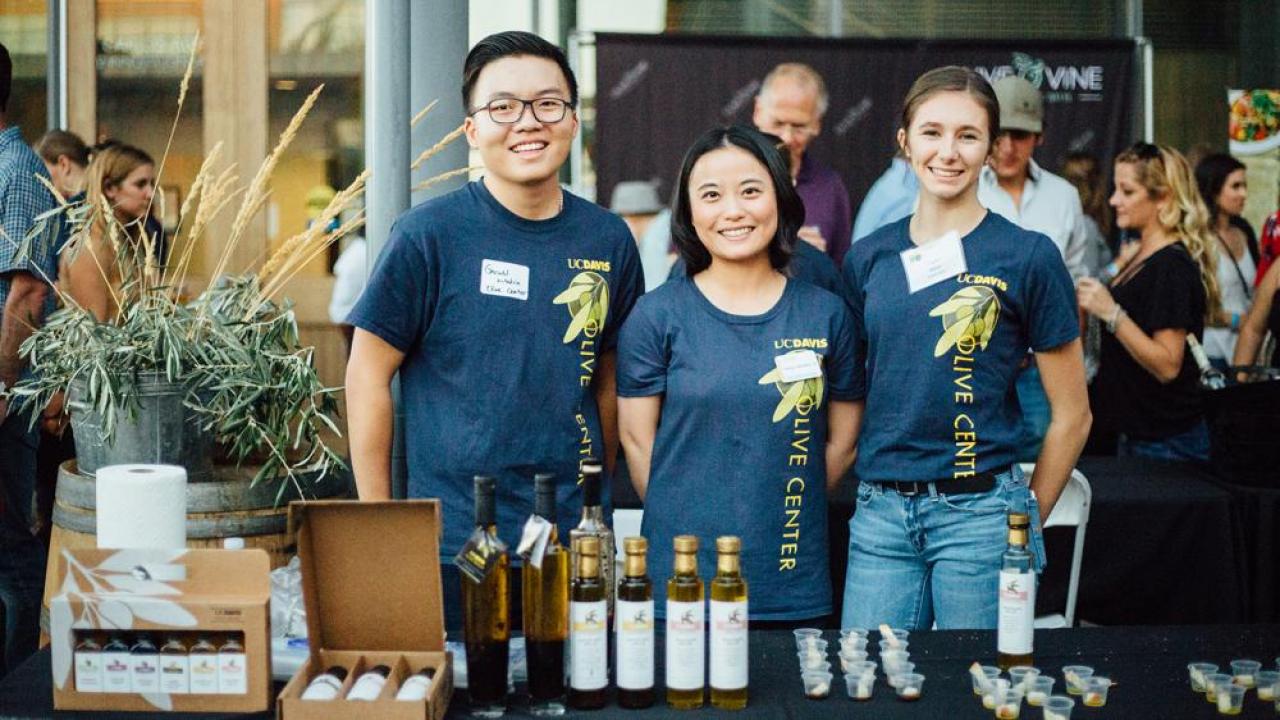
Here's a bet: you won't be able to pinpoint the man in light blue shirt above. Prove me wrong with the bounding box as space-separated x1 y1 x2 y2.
851 155 917 244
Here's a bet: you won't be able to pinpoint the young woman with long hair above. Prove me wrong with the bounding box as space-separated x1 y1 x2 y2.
839 67 1090 629
1078 143 1222 462
1195 153 1256 366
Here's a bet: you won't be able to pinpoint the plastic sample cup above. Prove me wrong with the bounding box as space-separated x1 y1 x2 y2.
885 662 915 689
1205 674 1233 703
1231 659 1262 688
879 627 910 643
837 650 869 673
972 665 1001 696
845 660 876 701
984 679 1013 710
793 628 822 645
839 627 869 642
1009 666 1041 693
1043 695 1076 720
880 649 911 677
802 670 833 700
877 638 910 654
1254 671 1279 700
839 635 869 654
1216 683 1245 715
894 672 924 701
1188 662 1220 692
1081 677 1111 707
1061 666 1094 696
1025 675 1055 706
993 687 1023 719
796 657 831 675
796 642 829 670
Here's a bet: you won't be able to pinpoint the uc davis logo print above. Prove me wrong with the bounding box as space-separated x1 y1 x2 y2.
553 271 609 343
930 285 1001 357
757 351 825 423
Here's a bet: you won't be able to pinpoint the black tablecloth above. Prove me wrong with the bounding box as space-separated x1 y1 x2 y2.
5 625 1279 718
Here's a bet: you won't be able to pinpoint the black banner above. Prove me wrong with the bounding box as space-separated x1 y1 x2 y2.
595 33 1136 218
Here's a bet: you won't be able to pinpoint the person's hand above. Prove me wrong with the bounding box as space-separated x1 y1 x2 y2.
797 225 828 253
1076 277 1119 319
42 391 68 436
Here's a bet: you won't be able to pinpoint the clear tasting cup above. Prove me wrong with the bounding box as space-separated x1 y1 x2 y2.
802 670 833 700
1187 662 1220 692
1042 695 1075 720
1025 675 1054 706
1061 666 1093 696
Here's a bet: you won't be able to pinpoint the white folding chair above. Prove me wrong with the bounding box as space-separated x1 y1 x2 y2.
1020 464 1092 629
612 508 644 578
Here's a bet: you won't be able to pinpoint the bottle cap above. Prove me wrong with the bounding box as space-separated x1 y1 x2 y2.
716 535 741 553
1008 512 1031 529
533 473 556 517
673 534 698 553
576 535 601 555
366 664 391 678
324 666 349 683
473 475 497 524
579 457 602 506
623 536 647 554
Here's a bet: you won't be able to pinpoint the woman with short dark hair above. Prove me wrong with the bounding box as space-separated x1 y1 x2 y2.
618 124 859 623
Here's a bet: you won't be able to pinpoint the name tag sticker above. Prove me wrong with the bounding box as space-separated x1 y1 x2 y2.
480 259 530 301
901 230 967 294
774 350 823 382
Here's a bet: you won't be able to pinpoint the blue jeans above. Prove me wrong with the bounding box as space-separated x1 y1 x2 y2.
1015 363 1050 462
841 466 1046 630
1117 420 1211 464
0 415 47 675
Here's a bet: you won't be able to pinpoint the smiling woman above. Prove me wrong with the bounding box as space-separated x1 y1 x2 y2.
617 124 861 625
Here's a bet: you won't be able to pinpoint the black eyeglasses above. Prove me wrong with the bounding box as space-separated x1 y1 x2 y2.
1130 141 1162 161
468 97 571 125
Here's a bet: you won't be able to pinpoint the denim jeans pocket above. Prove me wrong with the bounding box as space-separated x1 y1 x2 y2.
855 481 876 505
937 481 1009 516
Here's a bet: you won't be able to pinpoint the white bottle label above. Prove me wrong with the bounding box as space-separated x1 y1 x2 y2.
300 674 344 701
102 651 132 693
615 599 654 690
188 654 219 694
346 673 387 701
395 674 433 701
159 655 190 694
74 651 103 692
665 599 705 691
709 599 748 690
217 651 248 694
997 569 1035 655
129 653 160 693
569 599 608 691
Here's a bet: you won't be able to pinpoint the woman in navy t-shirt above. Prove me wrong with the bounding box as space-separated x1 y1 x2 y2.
617 125 860 623
839 67 1091 630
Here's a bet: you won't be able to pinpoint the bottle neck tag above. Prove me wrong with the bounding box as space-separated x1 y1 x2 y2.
454 536 502 584
517 515 554 569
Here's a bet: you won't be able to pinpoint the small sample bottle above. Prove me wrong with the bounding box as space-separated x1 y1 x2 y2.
997 512 1035 671
461 475 511 718
395 668 435 701
218 635 248 694
101 635 132 693
709 535 748 710
301 666 349 700
74 634 104 693
666 535 705 709
568 535 608 710
188 636 220 694
159 635 190 694
615 536 655 709
346 665 391 701
129 634 160 694
523 472 568 716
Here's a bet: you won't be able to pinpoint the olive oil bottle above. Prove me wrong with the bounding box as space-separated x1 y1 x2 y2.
665 535 705 709
568 535 608 710
997 512 1035 670
615 536 655 708
523 473 569 716
460 475 510 718
709 536 748 709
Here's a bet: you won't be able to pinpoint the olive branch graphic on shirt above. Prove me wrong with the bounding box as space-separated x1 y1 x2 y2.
929 285 1001 357
758 351 826 423
552 271 610 343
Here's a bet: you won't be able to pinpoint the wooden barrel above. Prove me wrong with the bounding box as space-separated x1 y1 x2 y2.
40 459 352 641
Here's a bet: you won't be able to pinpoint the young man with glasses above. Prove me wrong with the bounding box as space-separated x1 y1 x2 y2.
978 75 1089 460
345 31 643 626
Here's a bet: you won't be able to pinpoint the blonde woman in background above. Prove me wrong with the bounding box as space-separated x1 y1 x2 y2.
1078 143 1222 462
62 143 156 322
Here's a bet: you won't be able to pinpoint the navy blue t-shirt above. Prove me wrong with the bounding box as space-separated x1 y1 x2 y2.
667 238 850 302
348 180 645 555
841 213 1078 483
618 276 858 620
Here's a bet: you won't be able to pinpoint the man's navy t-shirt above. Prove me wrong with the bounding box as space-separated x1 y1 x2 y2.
618 276 858 620
841 213 1078 482
348 180 645 554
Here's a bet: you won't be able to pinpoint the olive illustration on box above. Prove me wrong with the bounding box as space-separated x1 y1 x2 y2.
554 271 610 343
758 350 825 423
930 285 1001 357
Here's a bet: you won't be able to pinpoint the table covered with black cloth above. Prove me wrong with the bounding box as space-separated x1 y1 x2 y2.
4 625 1279 718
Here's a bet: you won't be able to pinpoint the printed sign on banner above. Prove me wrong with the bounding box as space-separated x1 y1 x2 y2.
1228 89 1280 234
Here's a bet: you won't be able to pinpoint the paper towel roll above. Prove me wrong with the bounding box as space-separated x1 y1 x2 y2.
96 464 188 549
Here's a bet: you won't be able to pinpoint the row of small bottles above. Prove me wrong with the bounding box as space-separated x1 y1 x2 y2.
460 461 748 718
300 664 435 702
73 631 246 695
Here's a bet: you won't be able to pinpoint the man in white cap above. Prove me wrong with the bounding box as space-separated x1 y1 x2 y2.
979 74 1088 460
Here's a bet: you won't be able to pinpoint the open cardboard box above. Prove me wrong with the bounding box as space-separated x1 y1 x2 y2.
50 548 271 712
278 500 452 719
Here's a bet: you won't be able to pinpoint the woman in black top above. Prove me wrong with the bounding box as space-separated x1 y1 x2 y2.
1077 143 1221 462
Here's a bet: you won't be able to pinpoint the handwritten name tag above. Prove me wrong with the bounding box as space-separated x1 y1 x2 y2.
480 259 530 301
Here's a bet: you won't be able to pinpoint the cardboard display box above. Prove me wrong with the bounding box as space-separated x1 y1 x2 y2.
278 500 452 719
50 548 272 712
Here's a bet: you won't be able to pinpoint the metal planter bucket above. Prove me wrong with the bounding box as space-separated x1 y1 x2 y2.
67 371 213 481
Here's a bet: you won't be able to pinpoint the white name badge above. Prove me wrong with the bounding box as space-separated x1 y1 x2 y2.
480 259 530 301
901 230 967 294
774 350 822 382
